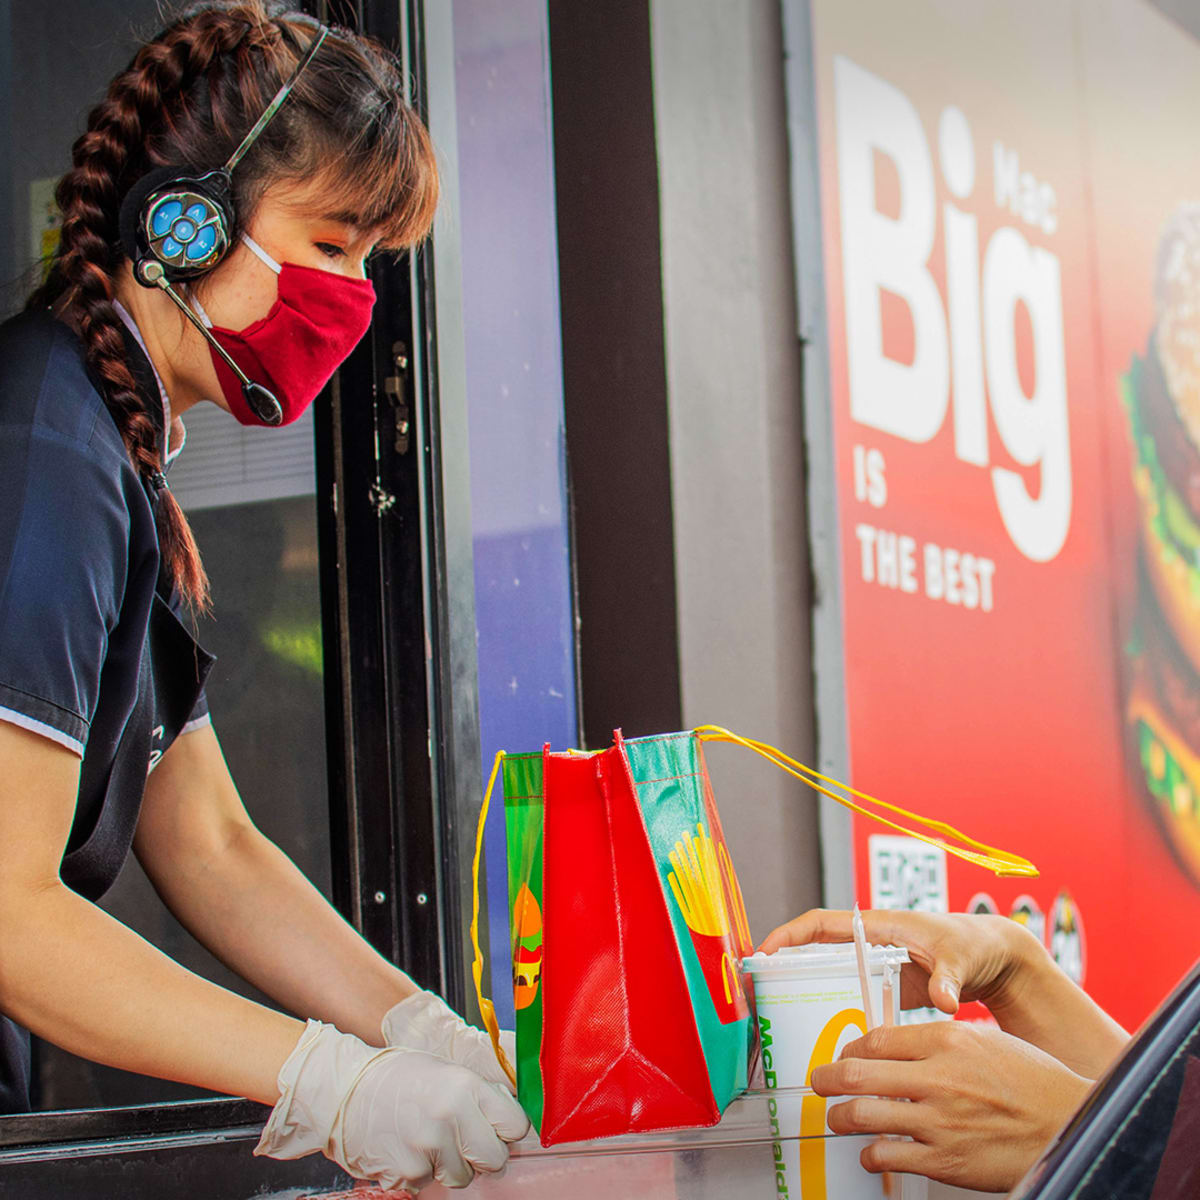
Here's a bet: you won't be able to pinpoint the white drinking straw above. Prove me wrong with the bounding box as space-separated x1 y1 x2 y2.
852 902 876 1030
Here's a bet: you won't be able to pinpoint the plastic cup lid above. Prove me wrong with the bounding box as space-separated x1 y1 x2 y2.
741 943 909 976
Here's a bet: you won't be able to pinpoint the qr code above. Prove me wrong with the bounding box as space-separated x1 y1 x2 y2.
869 835 951 1027
869 835 948 913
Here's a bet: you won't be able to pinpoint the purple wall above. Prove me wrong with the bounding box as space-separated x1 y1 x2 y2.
451 0 576 1028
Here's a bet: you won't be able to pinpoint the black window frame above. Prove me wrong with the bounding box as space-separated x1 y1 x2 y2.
0 0 486 1188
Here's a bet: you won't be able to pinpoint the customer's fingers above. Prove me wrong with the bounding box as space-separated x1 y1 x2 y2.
840 1021 962 1064
757 908 854 953
858 1135 939 1178
758 907 928 955
826 1096 931 1139
812 1056 932 1102
926 963 963 1013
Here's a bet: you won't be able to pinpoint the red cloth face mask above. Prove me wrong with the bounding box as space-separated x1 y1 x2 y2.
192 234 376 427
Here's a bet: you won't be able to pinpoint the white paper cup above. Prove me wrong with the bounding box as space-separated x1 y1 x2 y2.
744 945 920 1200
743 944 908 1093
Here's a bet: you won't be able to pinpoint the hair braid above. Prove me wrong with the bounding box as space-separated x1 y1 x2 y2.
27 10 286 612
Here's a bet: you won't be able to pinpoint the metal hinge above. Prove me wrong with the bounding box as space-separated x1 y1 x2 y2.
384 340 411 455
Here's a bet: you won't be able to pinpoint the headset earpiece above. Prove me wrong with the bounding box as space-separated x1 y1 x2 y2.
119 166 235 285
119 23 329 290
114 22 327 432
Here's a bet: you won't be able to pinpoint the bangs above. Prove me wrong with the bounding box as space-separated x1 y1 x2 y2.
306 101 439 250
219 17 441 249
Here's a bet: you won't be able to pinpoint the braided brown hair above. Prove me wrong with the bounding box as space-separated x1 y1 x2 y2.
28 2 439 611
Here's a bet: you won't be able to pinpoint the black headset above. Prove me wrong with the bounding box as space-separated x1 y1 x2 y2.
118 24 329 426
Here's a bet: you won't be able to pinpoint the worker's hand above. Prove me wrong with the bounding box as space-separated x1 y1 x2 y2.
758 907 1040 1016
255 1020 530 1192
382 989 516 1092
812 1020 1093 1193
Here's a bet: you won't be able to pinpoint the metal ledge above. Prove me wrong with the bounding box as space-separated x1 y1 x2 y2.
0 1098 268 1155
0 1088 835 1165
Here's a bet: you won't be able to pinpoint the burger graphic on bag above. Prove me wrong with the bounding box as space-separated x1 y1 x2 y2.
1123 204 1200 886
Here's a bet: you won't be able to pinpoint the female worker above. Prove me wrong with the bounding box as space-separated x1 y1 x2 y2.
0 2 527 1191
760 909 1131 1193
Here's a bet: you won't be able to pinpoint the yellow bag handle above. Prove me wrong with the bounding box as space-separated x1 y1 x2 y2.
694 725 1037 878
469 749 517 1089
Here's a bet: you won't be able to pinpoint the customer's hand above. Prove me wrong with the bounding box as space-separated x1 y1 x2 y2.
382 989 516 1093
255 1020 530 1192
812 1020 1093 1194
759 907 1036 1016
759 908 1128 1078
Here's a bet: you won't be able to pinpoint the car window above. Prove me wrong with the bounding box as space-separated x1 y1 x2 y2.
1014 965 1200 1200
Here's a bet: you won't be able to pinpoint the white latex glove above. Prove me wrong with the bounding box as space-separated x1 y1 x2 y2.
255 1019 529 1192
382 990 517 1093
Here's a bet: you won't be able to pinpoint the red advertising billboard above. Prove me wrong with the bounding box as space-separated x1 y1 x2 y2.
798 0 1200 1031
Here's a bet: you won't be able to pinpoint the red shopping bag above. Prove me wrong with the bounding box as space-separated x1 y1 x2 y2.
537 740 731 1142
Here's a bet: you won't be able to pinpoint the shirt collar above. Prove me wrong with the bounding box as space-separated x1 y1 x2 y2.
112 300 186 469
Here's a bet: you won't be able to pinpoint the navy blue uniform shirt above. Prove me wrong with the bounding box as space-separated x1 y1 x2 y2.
0 309 212 1113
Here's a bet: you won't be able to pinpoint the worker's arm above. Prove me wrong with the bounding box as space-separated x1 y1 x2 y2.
0 720 527 1189
0 722 301 1103
133 721 418 1047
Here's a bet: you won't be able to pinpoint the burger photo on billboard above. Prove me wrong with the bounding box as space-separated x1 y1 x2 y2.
1122 205 1200 887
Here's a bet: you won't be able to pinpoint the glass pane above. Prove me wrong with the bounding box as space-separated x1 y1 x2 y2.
451 0 579 1031
0 3 332 1110
458 1093 929 1200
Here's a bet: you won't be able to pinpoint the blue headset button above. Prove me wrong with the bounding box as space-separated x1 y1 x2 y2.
173 219 196 242
185 202 209 224
161 236 184 259
150 199 183 237
186 232 217 261
186 229 217 261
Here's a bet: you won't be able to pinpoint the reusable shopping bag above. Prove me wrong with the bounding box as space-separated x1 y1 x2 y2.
470 725 1036 1146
